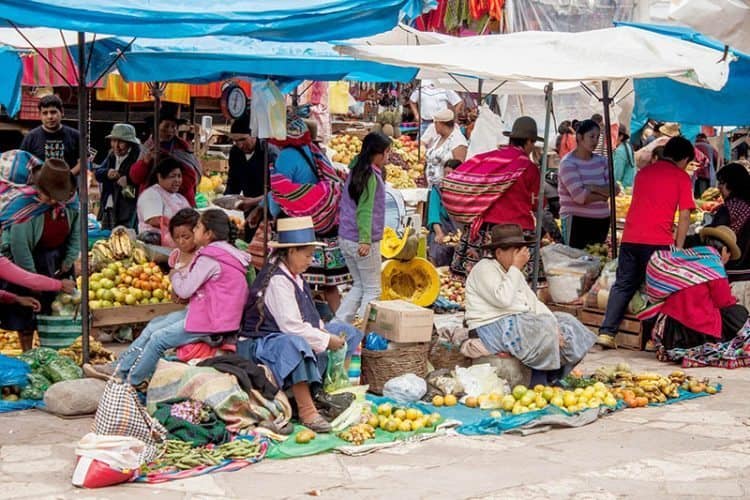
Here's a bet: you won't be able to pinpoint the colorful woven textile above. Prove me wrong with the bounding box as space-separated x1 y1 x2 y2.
269 144 345 235
0 150 77 230
441 149 529 239
658 320 750 369
639 247 726 320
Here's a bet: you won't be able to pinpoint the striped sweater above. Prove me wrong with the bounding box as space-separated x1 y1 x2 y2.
558 152 610 219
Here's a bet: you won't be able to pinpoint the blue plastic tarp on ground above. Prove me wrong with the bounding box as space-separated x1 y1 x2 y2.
621 22 750 127
88 37 417 85
0 46 22 117
0 0 432 41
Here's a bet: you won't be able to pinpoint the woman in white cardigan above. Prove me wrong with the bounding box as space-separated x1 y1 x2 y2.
465 224 596 385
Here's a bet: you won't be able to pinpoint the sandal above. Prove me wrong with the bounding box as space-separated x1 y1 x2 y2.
302 415 332 433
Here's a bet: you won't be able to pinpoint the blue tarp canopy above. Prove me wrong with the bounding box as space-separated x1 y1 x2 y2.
87 37 417 85
0 46 21 117
622 22 750 127
0 0 431 42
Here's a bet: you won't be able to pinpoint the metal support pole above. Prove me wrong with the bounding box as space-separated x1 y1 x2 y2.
601 81 619 258
77 32 90 364
417 81 422 163
262 141 270 265
477 79 483 106
532 83 554 292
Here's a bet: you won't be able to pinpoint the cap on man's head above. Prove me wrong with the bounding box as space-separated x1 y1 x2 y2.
503 116 543 142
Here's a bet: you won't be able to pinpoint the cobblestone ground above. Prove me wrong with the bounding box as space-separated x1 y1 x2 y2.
1 348 748 499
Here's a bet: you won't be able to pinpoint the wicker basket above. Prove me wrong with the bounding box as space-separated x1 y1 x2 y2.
361 343 430 395
36 315 82 349
429 340 471 370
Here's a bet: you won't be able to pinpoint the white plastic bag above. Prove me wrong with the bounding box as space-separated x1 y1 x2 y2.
541 244 601 303
250 80 286 140
466 104 505 160
75 433 146 470
454 364 509 398
382 373 427 404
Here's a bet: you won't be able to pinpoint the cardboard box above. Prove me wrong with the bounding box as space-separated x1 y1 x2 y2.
364 300 434 343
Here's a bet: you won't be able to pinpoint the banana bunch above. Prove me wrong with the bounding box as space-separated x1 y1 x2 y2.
154 439 262 471
109 227 133 260
338 423 376 446
700 187 722 202
58 336 115 366
670 371 719 394
442 230 462 245
610 371 679 403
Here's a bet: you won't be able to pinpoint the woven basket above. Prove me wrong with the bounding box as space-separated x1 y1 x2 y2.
361 343 429 395
429 340 471 371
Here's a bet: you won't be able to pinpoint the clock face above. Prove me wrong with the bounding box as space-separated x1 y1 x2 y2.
226 87 247 118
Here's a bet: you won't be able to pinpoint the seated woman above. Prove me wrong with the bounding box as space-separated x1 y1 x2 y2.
641 226 749 358
238 216 364 433
464 224 596 385
136 158 191 246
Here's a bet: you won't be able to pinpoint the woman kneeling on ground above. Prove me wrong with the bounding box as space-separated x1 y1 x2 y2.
239 216 364 433
641 226 749 358
464 224 597 385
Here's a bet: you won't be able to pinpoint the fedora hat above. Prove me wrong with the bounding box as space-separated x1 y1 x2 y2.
701 225 741 261
503 116 543 142
35 158 73 202
106 123 140 145
482 223 535 250
268 216 325 249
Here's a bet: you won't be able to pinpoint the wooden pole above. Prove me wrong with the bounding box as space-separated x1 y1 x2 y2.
531 83 553 292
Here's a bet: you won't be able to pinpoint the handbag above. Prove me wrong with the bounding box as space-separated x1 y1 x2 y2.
93 378 167 464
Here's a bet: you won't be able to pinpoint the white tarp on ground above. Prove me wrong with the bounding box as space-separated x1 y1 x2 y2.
670 0 750 55
337 26 732 91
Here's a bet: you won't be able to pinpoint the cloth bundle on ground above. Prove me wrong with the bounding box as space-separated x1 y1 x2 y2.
197 354 279 401
146 360 292 436
659 319 750 368
152 399 230 447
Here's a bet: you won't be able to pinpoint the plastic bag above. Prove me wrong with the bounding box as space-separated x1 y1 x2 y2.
425 369 464 398
541 244 601 303
454 364 510 398
17 347 58 371
42 356 83 383
466 104 506 160
364 332 388 351
72 433 143 488
383 373 427 404
324 347 350 393
19 372 51 400
0 354 30 387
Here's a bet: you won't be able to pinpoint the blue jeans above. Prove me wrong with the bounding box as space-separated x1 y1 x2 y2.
336 238 382 324
600 243 669 337
116 310 203 385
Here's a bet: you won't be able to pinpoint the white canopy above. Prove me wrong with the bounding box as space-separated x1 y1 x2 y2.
337 26 732 91
0 28 111 49
670 0 750 55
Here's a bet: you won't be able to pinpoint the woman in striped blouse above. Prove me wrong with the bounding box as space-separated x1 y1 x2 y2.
558 119 618 249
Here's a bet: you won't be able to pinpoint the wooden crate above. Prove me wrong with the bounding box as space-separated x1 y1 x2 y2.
92 303 185 328
202 158 228 173
547 302 582 319
579 307 644 351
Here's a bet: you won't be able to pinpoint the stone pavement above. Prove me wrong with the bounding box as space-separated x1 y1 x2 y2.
1 348 748 499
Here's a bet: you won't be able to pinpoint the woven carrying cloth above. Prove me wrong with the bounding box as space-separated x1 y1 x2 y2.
639 247 726 321
441 148 529 239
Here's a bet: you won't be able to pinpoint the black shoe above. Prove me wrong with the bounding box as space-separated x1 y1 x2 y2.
313 391 354 420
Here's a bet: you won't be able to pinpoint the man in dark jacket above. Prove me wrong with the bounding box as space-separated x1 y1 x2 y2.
227 113 278 203
95 124 141 229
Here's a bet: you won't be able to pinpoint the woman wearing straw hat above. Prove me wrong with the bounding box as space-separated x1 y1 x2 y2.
95 123 142 229
464 224 596 385
641 226 749 358
239 217 364 433
0 158 79 350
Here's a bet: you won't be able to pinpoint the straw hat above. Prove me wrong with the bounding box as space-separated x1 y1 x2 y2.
35 158 73 202
268 217 325 248
482 224 535 250
701 225 741 261
658 122 681 138
433 108 455 123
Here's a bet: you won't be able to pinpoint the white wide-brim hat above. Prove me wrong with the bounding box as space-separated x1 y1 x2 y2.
268 216 326 248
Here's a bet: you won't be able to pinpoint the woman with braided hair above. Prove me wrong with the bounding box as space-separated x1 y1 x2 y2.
238 217 364 433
